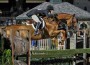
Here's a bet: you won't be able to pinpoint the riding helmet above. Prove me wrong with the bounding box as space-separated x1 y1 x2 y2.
47 5 54 11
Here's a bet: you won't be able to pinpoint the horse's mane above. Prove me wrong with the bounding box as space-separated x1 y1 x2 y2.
58 13 74 15
43 16 59 25
56 13 75 20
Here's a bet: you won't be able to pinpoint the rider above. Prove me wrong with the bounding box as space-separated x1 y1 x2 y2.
26 5 54 35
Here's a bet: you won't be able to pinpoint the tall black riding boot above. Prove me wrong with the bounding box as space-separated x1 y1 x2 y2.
34 22 41 35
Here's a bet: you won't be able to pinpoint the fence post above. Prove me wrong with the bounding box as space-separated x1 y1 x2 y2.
10 29 14 65
28 30 31 65
70 33 77 65
83 30 87 65
63 39 67 50
70 33 76 49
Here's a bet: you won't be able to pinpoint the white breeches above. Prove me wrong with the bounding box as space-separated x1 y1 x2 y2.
31 15 41 23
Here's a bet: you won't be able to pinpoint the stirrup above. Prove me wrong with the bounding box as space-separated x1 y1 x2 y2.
34 31 39 35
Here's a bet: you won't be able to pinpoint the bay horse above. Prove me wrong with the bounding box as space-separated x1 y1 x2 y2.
3 16 67 51
3 13 77 46
3 13 78 49
2 13 77 52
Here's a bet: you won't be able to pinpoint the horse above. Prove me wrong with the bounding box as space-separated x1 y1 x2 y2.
4 13 76 49
3 13 77 44
2 13 77 51
3 14 75 65
3 16 67 49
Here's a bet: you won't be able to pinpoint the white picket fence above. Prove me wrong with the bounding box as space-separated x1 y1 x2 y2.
38 39 51 50
30 38 66 50
31 38 52 50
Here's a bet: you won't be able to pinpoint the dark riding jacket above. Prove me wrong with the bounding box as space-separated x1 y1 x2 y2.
26 9 53 17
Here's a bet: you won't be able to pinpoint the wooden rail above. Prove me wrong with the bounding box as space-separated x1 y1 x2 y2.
31 48 90 58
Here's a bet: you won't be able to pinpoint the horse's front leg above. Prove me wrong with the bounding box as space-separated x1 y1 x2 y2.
48 30 60 36
49 29 61 36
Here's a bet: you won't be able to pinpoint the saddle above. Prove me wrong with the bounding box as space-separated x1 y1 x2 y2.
25 18 45 35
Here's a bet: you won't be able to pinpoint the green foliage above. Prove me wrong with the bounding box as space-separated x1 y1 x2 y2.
2 49 12 65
